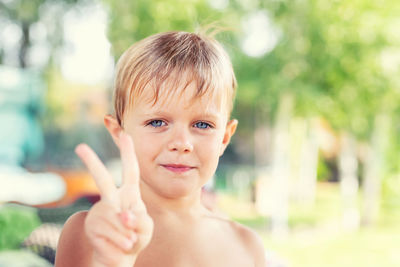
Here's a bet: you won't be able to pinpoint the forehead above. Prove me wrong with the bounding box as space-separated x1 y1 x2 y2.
141 81 225 114
128 72 229 116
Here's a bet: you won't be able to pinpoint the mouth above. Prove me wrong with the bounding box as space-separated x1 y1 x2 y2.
161 164 195 173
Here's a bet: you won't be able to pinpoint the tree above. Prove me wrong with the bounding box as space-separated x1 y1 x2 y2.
0 0 83 68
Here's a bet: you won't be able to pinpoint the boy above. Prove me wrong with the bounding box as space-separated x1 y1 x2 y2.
55 31 267 267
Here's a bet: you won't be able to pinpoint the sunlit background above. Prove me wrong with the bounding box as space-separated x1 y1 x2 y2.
1 0 400 266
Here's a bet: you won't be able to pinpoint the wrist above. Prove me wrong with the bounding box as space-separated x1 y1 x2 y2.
91 254 137 267
119 254 137 267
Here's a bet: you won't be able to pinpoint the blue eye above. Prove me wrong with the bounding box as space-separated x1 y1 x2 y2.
194 121 211 129
148 120 166 128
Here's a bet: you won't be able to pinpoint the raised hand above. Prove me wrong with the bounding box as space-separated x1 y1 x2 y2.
75 132 153 267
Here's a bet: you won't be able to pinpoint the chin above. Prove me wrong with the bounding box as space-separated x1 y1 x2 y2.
159 180 199 199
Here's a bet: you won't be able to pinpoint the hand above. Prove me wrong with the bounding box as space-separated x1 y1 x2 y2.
75 132 153 267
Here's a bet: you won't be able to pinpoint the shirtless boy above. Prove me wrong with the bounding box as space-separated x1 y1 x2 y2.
55 31 267 267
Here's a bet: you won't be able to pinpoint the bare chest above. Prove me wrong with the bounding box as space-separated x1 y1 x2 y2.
134 223 254 267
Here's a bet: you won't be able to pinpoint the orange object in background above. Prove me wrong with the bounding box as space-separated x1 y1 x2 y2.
36 170 99 208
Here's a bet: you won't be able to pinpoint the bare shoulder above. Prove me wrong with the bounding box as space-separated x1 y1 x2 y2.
205 210 267 266
229 220 267 267
55 211 92 267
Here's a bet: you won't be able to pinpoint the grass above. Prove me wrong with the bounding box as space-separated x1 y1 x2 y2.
261 225 400 267
217 182 400 267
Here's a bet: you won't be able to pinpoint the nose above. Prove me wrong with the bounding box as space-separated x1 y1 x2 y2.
167 126 193 153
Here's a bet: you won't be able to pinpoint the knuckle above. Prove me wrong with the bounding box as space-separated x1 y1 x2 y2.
86 222 100 235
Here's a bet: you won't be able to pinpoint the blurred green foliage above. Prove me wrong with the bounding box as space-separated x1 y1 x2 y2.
0 205 40 250
316 155 330 181
0 0 82 68
102 0 400 150
103 0 240 59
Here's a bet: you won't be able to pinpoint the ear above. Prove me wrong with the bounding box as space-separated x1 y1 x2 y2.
104 114 123 148
219 119 238 156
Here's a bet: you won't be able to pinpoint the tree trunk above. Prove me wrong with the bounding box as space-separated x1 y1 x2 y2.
339 132 360 231
361 114 390 226
296 119 319 206
19 22 30 68
269 93 293 238
254 118 273 216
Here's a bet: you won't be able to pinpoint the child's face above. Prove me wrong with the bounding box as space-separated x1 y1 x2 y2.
120 81 237 199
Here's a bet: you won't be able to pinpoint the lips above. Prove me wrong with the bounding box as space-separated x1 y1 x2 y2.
161 164 195 173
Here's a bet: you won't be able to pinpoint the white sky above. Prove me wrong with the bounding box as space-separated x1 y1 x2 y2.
241 10 280 58
60 3 114 85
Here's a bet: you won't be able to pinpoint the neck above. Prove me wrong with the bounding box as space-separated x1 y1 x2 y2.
139 180 209 219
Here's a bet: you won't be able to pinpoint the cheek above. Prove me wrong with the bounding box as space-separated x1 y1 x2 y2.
132 134 159 167
197 134 224 163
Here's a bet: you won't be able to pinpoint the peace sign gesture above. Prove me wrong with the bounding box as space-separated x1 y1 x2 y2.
75 132 153 267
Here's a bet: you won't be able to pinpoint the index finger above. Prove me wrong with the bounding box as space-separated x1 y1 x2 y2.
75 144 118 202
119 132 140 186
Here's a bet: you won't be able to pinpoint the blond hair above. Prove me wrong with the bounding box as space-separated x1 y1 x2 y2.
113 31 237 126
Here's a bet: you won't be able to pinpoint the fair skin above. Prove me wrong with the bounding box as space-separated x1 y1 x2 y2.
55 80 267 267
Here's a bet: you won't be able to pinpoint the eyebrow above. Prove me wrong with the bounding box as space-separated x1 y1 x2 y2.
141 111 220 121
